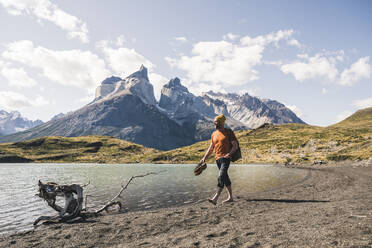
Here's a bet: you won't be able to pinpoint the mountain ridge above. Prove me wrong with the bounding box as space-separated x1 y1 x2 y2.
0 110 43 135
0 66 305 150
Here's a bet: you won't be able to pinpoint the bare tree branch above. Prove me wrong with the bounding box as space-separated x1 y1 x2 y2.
94 172 158 214
81 181 90 188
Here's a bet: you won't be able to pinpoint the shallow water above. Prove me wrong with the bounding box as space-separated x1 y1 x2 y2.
0 163 308 235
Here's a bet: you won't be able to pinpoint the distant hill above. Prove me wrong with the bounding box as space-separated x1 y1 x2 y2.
1 107 371 164
332 107 372 127
0 136 157 163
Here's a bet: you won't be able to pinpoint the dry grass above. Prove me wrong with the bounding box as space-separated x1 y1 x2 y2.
0 135 157 163
144 107 372 165
1 107 371 165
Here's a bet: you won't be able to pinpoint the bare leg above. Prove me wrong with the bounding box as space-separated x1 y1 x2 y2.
222 185 233 203
208 187 223 205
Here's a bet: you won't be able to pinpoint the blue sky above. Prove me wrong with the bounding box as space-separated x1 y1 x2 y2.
0 0 371 126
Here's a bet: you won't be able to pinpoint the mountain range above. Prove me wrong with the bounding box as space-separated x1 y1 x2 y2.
0 110 43 136
0 65 305 150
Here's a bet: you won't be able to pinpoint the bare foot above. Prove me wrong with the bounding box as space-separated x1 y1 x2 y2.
208 199 217 205
222 198 234 203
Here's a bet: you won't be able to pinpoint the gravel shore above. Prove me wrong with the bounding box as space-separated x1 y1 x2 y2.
1 162 371 248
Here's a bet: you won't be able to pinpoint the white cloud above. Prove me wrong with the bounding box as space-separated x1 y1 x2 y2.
148 73 168 101
337 110 352 121
322 88 328 95
166 30 297 90
288 38 301 48
240 29 294 47
223 33 240 41
98 35 127 48
77 94 95 104
2 40 110 92
0 0 89 43
286 104 303 118
352 97 372 109
0 66 38 88
280 50 371 87
97 39 155 77
116 35 126 46
297 54 309 59
173 37 188 43
236 87 261 97
263 60 283 66
166 40 261 85
189 81 227 97
32 95 49 106
340 57 371 86
336 50 345 62
0 91 48 110
281 53 339 82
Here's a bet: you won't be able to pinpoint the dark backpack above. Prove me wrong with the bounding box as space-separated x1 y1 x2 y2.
227 129 242 162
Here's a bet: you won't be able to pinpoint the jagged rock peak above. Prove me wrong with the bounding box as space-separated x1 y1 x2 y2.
101 76 122 85
168 77 180 87
127 65 149 81
261 98 284 106
204 91 240 99
94 65 156 106
164 77 188 92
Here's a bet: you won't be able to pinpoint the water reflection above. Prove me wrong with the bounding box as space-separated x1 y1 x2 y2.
0 163 308 235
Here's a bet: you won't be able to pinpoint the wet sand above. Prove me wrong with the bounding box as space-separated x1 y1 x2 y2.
1 162 371 248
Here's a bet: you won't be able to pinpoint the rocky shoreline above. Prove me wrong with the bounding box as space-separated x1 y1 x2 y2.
1 162 371 247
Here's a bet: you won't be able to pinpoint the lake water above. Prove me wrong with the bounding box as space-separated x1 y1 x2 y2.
0 163 309 235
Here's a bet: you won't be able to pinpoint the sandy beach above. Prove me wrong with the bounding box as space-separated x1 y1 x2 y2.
1 162 371 248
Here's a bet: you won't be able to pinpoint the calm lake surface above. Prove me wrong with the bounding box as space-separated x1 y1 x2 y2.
0 163 308 235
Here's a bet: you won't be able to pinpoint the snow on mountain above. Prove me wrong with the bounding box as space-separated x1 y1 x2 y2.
0 110 43 135
203 91 305 128
0 66 305 149
159 78 305 129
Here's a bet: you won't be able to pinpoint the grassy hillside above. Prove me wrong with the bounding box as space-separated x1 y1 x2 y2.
1 107 371 164
0 136 157 163
153 107 372 164
332 107 372 127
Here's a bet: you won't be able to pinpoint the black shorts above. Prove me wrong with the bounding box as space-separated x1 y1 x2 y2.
216 157 231 188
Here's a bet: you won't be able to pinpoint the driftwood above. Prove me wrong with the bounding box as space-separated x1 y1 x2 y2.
94 172 157 214
34 172 158 226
